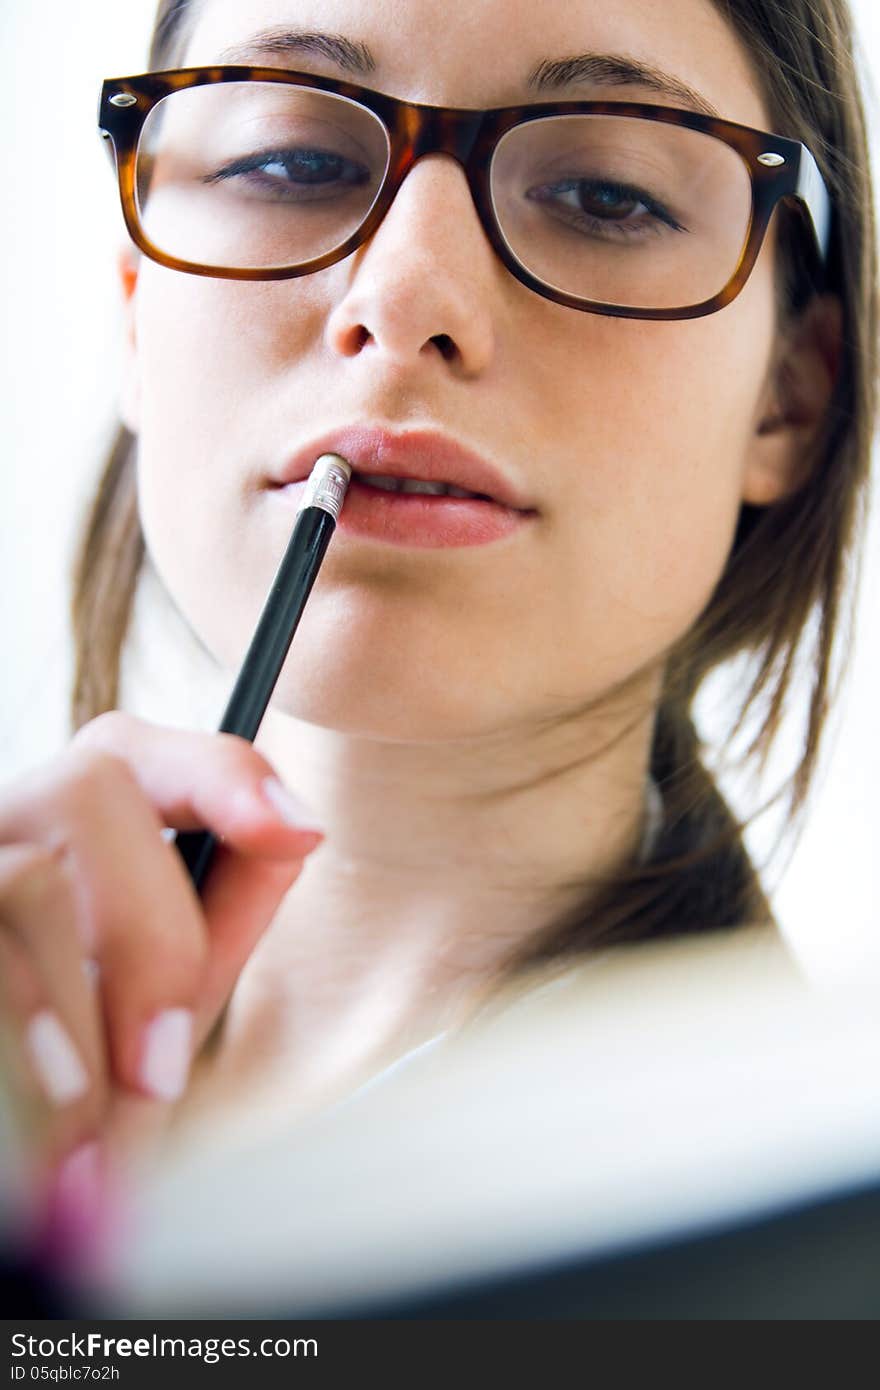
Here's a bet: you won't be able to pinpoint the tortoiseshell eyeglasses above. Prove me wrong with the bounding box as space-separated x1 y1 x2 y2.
99 65 832 321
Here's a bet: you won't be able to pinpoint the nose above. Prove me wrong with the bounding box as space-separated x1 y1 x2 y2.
324 153 499 376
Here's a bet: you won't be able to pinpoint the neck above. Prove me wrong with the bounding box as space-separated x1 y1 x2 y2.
186 674 662 1135
261 688 658 897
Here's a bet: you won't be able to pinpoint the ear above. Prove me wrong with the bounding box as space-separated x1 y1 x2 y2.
117 243 141 434
742 293 843 506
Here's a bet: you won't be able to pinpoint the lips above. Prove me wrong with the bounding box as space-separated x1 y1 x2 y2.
266 423 538 549
269 424 536 513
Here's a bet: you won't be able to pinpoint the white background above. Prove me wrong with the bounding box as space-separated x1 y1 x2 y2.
0 2 877 977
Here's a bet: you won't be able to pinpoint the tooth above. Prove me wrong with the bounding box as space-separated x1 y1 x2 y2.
399 479 449 496
358 473 483 498
362 474 403 492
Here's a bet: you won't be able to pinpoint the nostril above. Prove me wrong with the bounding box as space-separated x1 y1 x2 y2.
432 333 456 361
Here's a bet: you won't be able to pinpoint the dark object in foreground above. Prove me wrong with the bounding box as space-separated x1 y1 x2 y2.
338 1177 880 1320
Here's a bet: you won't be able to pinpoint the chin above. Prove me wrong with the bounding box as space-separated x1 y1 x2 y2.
267 654 501 744
206 577 485 742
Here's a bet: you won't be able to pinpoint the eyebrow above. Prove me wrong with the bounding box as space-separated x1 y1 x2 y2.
217 28 377 73
215 28 721 118
527 54 720 117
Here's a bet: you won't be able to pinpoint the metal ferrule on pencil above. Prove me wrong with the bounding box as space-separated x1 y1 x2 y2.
296 453 353 522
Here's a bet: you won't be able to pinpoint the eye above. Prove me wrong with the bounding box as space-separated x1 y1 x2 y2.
575 181 646 220
526 177 687 240
205 146 372 201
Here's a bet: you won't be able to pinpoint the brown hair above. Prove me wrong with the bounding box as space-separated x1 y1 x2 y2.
72 0 877 957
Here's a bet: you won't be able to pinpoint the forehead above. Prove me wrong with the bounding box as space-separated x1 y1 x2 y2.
181 0 772 128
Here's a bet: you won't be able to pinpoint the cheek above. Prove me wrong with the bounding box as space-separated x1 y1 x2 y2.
132 272 318 437
134 274 260 500
549 282 776 659
131 273 325 665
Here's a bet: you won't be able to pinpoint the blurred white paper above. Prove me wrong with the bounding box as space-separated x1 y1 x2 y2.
95 928 880 1317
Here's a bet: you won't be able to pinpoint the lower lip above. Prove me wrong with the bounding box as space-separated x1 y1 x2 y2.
273 476 534 548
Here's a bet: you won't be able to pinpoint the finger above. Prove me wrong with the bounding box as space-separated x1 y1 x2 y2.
77 849 307 1182
0 720 323 1105
68 850 306 1188
0 845 104 1081
195 851 303 1035
70 718 324 1055
58 749 317 1092
0 928 55 1132
1 755 209 1104
0 846 108 1160
88 854 304 1189
71 711 325 855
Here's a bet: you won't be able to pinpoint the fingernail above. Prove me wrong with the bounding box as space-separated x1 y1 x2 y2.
139 1007 193 1101
261 777 325 833
54 1141 103 1216
42 1141 119 1282
25 1010 89 1106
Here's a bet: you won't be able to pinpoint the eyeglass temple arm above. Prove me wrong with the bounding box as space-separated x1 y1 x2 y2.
796 145 832 263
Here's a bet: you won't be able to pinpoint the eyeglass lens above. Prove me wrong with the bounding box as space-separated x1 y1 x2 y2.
136 82 753 309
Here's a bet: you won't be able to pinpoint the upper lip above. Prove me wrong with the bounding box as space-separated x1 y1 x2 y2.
270 424 536 511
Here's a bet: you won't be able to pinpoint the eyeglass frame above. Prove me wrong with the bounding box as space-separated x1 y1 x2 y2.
98 64 833 322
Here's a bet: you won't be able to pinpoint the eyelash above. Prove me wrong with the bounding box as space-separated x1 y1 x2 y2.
205 148 370 198
526 178 688 240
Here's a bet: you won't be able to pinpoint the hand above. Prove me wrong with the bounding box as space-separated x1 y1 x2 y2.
0 712 324 1192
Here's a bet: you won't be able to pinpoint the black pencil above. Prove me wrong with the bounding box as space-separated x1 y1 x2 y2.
173 453 352 892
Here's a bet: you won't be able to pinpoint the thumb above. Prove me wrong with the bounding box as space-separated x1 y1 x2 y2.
193 847 312 1045
95 853 308 1196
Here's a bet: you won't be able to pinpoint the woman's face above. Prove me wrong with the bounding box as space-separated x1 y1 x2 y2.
123 0 793 742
